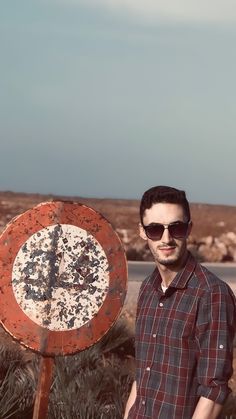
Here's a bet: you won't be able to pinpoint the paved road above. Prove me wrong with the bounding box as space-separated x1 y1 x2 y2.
125 261 236 308
128 261 236 282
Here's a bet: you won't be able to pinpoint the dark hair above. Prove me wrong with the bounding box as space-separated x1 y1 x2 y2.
140 185 191 223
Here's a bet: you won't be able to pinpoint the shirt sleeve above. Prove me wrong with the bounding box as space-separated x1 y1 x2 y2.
195 283 236 404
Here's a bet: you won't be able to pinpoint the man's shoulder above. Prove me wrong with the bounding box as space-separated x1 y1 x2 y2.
192 261 234 296
142 268 158 285
138 268 158 296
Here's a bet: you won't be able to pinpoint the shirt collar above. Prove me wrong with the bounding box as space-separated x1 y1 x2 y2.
170 252 197 289
152 252 197 291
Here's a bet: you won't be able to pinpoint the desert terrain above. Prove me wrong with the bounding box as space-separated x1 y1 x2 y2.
0 190 236 262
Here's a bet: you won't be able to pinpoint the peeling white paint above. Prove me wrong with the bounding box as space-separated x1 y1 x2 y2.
12 224 109 331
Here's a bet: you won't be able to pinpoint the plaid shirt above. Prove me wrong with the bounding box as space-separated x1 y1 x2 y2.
128 253 236 419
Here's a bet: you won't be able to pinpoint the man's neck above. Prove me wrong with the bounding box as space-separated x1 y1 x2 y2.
156 252 189 288
158 266 177 288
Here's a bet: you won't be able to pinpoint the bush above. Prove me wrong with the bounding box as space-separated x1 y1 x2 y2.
0 343 37 418
0 320 134 419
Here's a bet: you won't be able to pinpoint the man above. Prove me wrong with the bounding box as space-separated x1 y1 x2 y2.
124 185 236 419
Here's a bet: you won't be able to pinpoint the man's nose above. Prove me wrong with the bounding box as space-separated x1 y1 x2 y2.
161 226 172 242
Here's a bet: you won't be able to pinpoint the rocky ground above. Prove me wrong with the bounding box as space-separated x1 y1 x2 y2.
0 191 236 262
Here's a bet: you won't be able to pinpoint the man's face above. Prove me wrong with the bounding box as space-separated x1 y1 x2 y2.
139 202 191 270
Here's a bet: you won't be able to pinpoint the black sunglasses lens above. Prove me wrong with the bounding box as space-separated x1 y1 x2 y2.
144 224 164 240
144 222 189 240
169 222 188 238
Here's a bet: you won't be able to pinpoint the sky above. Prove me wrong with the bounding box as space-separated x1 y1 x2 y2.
1 0 236 206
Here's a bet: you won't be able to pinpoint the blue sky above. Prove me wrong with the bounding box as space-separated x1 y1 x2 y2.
1 0 236 205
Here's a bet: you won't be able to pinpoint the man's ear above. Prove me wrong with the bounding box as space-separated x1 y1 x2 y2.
187 221 193 237
139 223 148 241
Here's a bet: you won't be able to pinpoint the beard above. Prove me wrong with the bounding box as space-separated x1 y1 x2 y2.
156 255 180 266
150 241 188 269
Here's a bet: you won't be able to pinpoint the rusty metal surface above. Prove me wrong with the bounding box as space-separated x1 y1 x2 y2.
33 357 54 419
0 201 127 355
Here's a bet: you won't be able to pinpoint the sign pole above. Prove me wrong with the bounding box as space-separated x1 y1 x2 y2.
33 356 54 419
0 201 127 416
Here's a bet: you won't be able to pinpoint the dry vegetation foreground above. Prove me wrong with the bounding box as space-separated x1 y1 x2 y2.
0 305 236 418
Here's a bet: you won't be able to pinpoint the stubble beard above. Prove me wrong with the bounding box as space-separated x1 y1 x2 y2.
152 243 187 269
155 252 181 267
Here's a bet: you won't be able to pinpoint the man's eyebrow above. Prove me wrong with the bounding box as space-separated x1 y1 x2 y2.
146 220 184 225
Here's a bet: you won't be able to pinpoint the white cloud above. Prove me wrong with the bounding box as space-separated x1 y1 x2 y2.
75 0 236 23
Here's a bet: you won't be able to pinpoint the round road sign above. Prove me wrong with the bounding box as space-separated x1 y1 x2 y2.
0 201 127 356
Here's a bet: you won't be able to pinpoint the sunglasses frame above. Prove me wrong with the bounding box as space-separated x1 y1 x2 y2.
142 220 191 241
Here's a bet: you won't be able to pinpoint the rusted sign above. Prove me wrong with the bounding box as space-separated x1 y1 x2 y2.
0 201 127 356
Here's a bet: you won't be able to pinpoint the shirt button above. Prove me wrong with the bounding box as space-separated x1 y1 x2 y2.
219 344 224 349
142 400 145 406
152 333 156 338
159 302 164 307
146 367 150 371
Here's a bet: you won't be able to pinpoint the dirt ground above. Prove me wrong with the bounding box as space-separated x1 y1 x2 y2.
0 191 236 240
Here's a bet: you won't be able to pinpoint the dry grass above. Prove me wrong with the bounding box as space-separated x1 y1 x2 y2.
0 341 37 418
0 319 134 419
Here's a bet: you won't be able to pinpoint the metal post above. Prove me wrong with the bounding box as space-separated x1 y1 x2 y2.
33 356 54 419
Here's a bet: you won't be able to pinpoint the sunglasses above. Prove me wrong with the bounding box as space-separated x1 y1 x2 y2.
142 221 191 241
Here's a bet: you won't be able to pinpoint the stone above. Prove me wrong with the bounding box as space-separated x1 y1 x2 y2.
198 244 227 262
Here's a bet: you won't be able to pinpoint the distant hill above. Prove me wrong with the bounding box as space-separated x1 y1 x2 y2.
0 191 236 262
0 190 236 236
